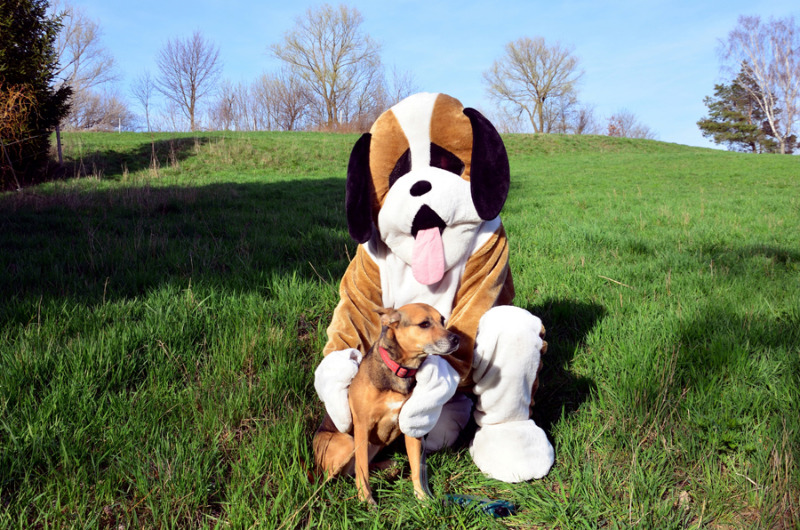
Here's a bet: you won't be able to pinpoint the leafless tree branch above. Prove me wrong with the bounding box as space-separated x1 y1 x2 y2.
155 31 222 131
270 4 382 130
484 36 583 133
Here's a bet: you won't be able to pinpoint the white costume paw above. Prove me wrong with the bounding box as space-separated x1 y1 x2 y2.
469 420 554 482
313 348 362 432
399 355 459 438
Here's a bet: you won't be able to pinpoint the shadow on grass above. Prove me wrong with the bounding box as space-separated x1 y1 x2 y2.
679 306 800 372
60 136 213 180
2 170 604 433
527 299 604 433
0 177 353 323
674 304 800 464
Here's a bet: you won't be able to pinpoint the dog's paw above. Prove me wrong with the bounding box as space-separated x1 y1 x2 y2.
469 420 554 482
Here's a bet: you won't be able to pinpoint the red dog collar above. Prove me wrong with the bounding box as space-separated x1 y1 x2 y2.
379 347 418 378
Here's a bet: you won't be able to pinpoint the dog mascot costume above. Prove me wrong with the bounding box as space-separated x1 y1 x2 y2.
314 92 554 482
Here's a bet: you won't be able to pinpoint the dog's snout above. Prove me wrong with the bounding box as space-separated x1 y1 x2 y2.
409 180 432 197
449 333 459 349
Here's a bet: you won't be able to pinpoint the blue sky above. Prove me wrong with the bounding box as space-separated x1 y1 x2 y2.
74 0 798 148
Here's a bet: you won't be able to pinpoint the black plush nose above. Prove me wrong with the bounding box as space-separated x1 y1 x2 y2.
410 180 432 197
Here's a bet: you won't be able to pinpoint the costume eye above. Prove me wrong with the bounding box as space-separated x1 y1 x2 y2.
388 149 411 187
430 143 464 175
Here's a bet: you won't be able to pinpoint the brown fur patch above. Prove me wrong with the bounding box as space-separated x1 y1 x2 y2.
430 94 473 182
369 110 410 212
447 224 514 386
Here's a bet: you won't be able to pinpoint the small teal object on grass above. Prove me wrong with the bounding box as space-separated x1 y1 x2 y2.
445 494 516 518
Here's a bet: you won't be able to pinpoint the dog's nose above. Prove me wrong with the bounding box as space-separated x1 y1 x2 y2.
449 333 460 348
410 180 432 197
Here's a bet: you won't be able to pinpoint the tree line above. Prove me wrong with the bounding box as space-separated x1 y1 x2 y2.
4 2 795 189
3 1 661 138
57 3 419 135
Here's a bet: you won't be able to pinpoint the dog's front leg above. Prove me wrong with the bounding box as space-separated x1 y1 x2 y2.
352 419 376 506
405 435 431 500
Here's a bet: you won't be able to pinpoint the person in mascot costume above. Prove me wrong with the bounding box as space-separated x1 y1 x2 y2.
313 92 554 483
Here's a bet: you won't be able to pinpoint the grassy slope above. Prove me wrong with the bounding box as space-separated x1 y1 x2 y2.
1 132 798 528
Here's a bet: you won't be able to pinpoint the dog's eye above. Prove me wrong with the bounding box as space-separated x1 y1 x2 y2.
418 321 431 329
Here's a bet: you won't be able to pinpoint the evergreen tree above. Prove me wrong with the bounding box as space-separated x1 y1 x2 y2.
0 0 71 189
697 68 780 153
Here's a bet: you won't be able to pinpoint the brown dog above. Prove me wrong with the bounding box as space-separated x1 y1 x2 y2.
313 303 460 505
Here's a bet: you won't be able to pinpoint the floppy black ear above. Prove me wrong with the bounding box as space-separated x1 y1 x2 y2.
463 107 510 220
346 133 374 243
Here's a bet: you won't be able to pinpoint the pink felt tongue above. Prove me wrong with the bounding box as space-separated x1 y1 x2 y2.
412 227 445 285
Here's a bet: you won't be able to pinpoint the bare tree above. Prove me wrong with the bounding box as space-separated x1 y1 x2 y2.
210 80 237 131
254 71 312 131
270 4 382 130
543 92 581 134
385 66 418 108
155 31 222 131
161 100 189 132
341 58 386 131
606 109 657 139
65 88 134 131
232 82 260 131
347 65 418 130
209 80 260 131
130 70 155 132
50 0 121 131
51 0 117 91
720 15 799 154
484 36 583 134
577 105 602 135
487 106 527 134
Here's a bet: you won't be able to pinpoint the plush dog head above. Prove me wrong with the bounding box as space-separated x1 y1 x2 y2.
346 93 509 285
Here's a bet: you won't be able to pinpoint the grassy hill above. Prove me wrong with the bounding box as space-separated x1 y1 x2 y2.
1 132 798 528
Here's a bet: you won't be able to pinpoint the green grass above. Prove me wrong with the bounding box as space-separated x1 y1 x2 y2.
1 131 798 528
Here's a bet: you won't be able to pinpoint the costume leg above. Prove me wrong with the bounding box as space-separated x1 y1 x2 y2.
422 392 473 452
468 306 554 482
313 414 356 477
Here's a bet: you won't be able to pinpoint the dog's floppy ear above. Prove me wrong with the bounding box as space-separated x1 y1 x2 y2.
463 107 509 220
376 307 401 328
346 133 374 243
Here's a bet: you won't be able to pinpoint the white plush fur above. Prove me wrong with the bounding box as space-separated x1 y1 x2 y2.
472 306 543 425
397 355 459 438
390 92 438 168
468 306 554 481
313 348 362 432
377 164 481 275
469 420 554 482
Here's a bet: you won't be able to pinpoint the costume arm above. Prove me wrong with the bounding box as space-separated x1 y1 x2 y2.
323 244 384 356
446 224 515 382
316 245 383 432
